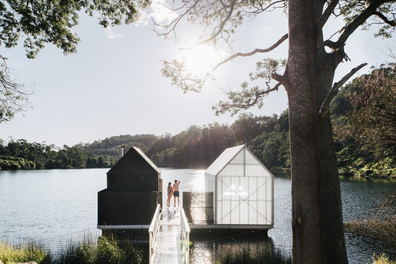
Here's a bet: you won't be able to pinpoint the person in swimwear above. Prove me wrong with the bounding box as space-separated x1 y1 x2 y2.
166 182 173 207
173 179 180 207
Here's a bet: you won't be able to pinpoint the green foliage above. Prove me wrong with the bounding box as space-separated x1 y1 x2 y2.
0 241 51 264
88 134 157 157
0 111 288 171
54 236 144 264
0 139 112 170
54 239 98 264
0 236 144 264
0 57 31 123
0 155 35 170
0 0 151 124
331 63 396 179
146 112 290 170
161 60 215 93
0 0 149 59
213 58 287 117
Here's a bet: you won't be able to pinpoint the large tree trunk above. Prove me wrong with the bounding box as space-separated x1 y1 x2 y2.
287 0 348 263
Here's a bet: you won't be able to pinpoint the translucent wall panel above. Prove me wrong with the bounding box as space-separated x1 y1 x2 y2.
205 174 215 192
245 150 256 163
216 175 272 225
246 164 267 177
231 150 244 164
221 164 244 176
240 202 248 224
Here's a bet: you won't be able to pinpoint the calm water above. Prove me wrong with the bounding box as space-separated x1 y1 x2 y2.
0 169 395 263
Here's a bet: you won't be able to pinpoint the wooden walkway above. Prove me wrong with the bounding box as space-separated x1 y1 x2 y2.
152 206 182 264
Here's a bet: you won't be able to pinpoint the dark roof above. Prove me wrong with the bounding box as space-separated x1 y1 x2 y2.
107 147 160 175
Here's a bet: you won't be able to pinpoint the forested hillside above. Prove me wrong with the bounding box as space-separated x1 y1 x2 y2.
0 64 395 178
0 113 290 171
146 113 290 169
331 64 396 179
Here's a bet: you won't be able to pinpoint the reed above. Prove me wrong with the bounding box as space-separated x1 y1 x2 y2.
0 236 145 264
345 193 396 246
0 241 50 264
52 236 145 264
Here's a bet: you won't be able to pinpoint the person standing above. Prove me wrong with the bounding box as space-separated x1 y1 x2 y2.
173 179 180 207
166 182 173 207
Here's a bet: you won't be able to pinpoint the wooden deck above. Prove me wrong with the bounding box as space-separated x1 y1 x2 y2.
152 206 182 264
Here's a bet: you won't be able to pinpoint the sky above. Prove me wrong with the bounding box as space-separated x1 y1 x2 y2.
0 4 394 147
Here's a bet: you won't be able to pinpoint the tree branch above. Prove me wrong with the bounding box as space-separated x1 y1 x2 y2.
326 0 392 50
318 0 339 29
246 84 281 107
245 0 287 16
212 33 288 71
0 56 33 122
320 63 367 116
151 0 200 40
374 11 396 26
213 82 282 116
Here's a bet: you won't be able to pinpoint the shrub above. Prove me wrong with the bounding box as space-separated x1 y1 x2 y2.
0 241 50 264
0 236 144 264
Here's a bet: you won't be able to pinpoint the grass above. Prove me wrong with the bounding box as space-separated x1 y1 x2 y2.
0 236 146 264
344 193 396 247
0 240 50 264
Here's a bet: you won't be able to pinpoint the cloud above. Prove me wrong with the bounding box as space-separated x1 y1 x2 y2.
135 12 150 27
148 0 178 24
104 27 123 39
131 0 179 27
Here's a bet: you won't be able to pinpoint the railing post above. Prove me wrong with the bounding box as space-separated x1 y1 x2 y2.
148 204 161 264
180 208 191 264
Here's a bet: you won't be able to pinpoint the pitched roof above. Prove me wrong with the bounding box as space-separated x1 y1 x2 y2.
107 146 160 175
205 144 273 177
205 145 245 176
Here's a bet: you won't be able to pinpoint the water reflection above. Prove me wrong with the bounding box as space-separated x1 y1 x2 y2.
190 237 290 264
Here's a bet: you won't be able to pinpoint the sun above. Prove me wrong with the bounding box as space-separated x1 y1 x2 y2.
183 45 222 74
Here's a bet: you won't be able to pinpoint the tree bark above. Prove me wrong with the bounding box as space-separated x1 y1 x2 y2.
286 0 348 263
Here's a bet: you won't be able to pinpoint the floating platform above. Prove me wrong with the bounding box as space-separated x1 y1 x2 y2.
183 191 271 238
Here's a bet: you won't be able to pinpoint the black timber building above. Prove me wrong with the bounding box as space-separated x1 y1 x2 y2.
98 147 162 231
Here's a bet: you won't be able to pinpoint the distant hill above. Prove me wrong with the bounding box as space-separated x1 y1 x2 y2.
87 134 158 158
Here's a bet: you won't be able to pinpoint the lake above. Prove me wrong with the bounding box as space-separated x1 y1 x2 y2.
0 168 395 263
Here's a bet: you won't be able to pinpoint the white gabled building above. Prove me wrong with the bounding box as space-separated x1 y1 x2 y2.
205 145 274 228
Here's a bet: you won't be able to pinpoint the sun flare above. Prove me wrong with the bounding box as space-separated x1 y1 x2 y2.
183 45 222 74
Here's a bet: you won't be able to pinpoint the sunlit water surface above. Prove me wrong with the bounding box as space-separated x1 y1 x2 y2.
0 169 395 263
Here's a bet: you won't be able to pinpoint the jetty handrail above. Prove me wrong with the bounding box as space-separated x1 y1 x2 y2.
148 204 162 264
180 208 191 264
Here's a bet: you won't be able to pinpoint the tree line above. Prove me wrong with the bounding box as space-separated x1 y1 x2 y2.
1 65 395 178
0 140 116 170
